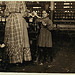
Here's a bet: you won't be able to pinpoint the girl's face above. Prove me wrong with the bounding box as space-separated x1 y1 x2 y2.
42 11 48 18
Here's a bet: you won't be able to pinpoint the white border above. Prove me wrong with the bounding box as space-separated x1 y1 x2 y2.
0 0 75 75
0 0 75 1
0 73 75 74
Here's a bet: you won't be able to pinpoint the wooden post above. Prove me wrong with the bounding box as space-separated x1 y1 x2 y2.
51 1 54 22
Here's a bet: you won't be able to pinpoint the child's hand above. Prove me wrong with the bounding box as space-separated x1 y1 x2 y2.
32 11 38 16
42 21 47 26
0 44 5 48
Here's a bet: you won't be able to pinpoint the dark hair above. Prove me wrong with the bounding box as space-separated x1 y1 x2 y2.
42 10 49 14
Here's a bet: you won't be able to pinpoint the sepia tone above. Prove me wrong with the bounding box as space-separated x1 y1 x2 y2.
0 1 75 73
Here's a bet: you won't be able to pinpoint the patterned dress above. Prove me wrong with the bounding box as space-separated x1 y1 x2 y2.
4 1 32 63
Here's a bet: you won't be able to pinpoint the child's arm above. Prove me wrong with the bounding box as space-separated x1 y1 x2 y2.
41 21 47 27
46 19 53 31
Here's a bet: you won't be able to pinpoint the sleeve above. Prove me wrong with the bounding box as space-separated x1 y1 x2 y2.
20 1 29 28
20 1 28 17
4 2 9 17
35 18 42 29
46 19 53 31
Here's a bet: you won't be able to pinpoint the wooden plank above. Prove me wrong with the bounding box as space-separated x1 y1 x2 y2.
59 28 75 30
54 20 75 22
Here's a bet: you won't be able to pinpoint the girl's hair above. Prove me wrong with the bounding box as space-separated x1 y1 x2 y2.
42 10 49 17
42 10 49 14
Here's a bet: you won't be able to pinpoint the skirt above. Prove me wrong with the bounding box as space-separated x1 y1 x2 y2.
4 13 32 63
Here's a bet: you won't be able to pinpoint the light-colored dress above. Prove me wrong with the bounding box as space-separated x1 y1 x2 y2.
4 1 32 63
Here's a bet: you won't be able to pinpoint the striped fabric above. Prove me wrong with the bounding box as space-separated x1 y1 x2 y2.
4 1 32 63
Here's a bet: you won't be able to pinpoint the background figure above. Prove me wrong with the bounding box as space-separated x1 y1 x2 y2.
4 1 32 64
37 10 53 65
25 11 41 63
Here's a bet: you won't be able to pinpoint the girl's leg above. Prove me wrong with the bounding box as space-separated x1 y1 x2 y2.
48 47 53 62
38 47 44 64
43 47 47 63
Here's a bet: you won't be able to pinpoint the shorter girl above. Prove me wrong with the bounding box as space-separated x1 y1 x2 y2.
37 10 53 65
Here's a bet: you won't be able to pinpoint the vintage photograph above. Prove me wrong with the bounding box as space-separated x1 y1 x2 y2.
0 1 75 73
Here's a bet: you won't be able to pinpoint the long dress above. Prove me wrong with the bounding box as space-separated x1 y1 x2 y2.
38 17 53 47
4 1 32 63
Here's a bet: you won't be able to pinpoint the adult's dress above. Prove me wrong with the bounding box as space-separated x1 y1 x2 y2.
4 1 32 63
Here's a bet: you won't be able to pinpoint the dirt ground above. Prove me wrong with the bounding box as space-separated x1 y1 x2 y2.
0 31 75 73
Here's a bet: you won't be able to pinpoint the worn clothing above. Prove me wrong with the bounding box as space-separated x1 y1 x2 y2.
4 1 31 63
38 47 53 63
4 1 27 17
37 17 53 47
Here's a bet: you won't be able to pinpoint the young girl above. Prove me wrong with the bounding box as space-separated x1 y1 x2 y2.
37 10 53 65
